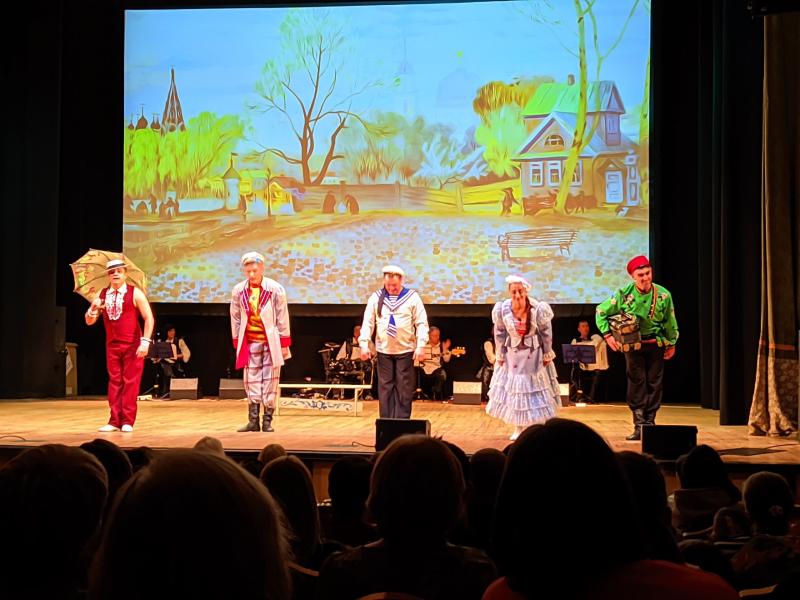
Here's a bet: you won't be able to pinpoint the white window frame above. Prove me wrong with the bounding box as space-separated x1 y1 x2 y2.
529 161 544 187
546 160 561 186
570 160 583 185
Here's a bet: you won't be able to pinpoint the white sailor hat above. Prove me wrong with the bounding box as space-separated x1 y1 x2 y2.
505 274 531 290
240 251 266 266
382 264 405 277
105 259 127 271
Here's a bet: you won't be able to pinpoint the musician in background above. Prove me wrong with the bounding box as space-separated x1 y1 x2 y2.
336 324 377 399
415 326 452 400
336 325 374 361
569 320 608 404
477 330 496 402
153 324 191 399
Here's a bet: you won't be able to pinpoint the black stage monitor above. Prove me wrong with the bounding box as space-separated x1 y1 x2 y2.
642 425 698 460
375 418 431 451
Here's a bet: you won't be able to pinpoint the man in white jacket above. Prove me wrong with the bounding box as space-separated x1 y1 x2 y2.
230 251 291 432
359 265 429 419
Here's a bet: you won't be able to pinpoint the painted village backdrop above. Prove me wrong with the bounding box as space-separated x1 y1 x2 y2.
123 1 651 304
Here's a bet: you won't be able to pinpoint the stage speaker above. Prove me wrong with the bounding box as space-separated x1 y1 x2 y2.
219 378 246 399
170 378 199 400
452 381 481 405
641 425 698 460
558 383 571 407
375 418 431 451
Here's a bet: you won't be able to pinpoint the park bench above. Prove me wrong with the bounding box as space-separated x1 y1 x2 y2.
497 227 578 261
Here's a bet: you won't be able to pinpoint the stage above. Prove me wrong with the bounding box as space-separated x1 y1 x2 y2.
1 398 798 467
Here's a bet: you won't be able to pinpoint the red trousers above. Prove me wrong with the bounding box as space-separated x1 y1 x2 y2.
106 340 145 427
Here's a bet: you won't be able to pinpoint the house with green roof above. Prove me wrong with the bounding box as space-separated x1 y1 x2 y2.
513 79 640 209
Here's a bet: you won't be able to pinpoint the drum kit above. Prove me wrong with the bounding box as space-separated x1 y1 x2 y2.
318 342 373 385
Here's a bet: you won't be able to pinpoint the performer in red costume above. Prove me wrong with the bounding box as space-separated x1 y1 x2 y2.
85 259 154 432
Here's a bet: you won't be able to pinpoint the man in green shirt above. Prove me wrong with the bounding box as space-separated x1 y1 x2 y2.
596 255 679 440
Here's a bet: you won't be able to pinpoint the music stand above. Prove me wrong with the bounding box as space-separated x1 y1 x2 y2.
143 342 175 397
562 344 597 406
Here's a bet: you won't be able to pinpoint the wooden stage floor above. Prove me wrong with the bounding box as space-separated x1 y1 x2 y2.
1 398 799 469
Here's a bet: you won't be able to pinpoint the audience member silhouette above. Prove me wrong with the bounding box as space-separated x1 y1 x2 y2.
89 450 291 600
260 455 337 571
711 506 753 542
127 446 156 473
465 448 506 551
617 450 682 563
678 539 736 585
485 419 738 600
80 438 133 507
193 435 226 456
317 435 497 600
0 444 108 600
673 444 741 532
742 471 794 536
324 455 379 547
259 442 288 466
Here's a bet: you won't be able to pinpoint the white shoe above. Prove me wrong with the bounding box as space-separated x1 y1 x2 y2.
509 426 524 441
98 424 120 432
121 424 134 433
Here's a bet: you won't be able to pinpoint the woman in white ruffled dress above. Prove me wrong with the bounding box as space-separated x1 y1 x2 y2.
486 275 561 440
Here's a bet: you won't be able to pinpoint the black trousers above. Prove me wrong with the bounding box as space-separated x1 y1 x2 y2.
624 344 664 425
479 365 494 402
419 367 447 400
159 362 176 394
570 368 604 403
377 352 415 418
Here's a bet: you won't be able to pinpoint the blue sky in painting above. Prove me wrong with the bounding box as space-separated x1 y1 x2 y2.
125 1 650 152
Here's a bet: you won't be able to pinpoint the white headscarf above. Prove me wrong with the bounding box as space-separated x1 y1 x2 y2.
505 274 531 291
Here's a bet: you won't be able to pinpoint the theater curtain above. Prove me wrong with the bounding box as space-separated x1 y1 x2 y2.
748 12 800 436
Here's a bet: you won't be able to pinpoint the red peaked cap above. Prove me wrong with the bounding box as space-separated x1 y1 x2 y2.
626 255 650 275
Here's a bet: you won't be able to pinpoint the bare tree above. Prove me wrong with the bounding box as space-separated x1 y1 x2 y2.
247 9 384 185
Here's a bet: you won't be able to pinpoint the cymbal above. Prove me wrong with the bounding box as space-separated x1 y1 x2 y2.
317 348 333 354
324 342 341 348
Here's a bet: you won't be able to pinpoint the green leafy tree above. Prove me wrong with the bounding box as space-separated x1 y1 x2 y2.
157 128 187 198
125 128 160 198
340 111 433 184
183 112 244 195
475 105 528 177
473 76 553 124
123 112 242 200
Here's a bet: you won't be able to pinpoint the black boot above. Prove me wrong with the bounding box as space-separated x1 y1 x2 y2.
237 404 260 432
262 406 275 432
626 409 645 441
625 426 642 441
